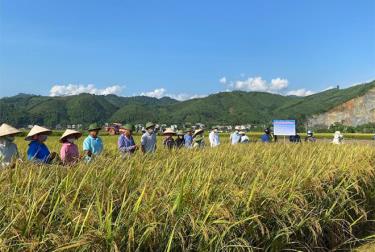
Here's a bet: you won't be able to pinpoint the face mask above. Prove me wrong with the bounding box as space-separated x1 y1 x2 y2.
38 135 48 142
5 136 15 142
67 137 76 143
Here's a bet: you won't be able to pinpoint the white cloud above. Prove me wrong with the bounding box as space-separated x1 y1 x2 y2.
49 84 123 96
230 76 289 93
286 88 315 96
219 77 227 84
140 88 206 101
140 88 166 99
270 78 289 90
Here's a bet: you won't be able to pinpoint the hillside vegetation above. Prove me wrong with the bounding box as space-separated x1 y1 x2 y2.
1 81 374 127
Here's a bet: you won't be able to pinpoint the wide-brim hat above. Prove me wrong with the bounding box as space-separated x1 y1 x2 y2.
163 128 176 135
193 128 204 137
60 129 82 143
121 123 135 131
88 123 101 131
145 122 155 129
239 131 246 135
0 123 21 137
25 125 52 141
185 128 193 132
235 126 241 130
177 130 184 136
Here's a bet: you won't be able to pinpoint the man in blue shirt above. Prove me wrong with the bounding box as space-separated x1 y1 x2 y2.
184 128 193 148
25 125 56 163
118 124 138 157
83 123 103 162
260 128 273 143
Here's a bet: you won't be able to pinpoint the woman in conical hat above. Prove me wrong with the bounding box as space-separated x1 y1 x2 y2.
60 129 82 165
26 125 56 164
0 123 21 168
193 128 205 149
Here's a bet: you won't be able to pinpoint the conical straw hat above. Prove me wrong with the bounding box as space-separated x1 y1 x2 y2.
25 125 52 141
60 129 82 142
163 128 176 135
0 123 21 137
193 128 204 137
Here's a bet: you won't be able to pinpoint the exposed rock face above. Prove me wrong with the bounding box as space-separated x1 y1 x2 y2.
308 87 375 127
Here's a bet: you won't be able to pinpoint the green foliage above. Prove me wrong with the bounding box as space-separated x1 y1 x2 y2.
1 81 374 127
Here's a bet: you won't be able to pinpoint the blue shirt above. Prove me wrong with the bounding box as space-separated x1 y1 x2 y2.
230 132 241 145
118 134 136 155
261 134 272 143
184 134 193 148
83 135 103 155
27 140 51 163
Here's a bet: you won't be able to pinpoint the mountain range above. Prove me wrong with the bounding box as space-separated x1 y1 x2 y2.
1 80 374 128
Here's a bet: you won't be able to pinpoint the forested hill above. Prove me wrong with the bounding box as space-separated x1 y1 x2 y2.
1 80 374 128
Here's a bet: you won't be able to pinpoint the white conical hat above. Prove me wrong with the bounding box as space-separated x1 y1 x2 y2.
0 123 21 137
163 128 176 135
193 128 204 137
60 129 82 142
25 125 52 141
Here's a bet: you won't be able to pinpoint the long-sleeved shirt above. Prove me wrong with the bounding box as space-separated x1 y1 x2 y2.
118 134 136 156
209 131 220 147
27 140 51 163
60 142 80 165
0 138 19 168
141 132 157 153
83 135 103 162
184 134 193 148
230 132 241 145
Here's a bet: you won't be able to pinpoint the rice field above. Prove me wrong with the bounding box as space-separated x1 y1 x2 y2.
1 135 375 251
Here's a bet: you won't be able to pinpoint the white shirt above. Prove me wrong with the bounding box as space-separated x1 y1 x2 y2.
0 138 19 168
209 131 220 147
240 135 250 143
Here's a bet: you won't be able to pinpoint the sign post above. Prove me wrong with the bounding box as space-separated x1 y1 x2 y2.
272 120 296 140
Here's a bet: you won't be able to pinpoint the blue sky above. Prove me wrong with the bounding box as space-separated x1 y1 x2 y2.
0 0 374 99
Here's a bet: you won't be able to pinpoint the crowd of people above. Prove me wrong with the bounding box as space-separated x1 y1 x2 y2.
0 122 346 168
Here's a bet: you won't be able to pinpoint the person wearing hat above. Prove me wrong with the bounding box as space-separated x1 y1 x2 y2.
209 127 220 147
163 128 176 150
260 128 273 143
141 122 157 154
332 131 344 144
230 126 241 145
239 131 250 143
175 130 185 148
26 125 57 163
0 123 22 168
193 128 205 148
305 130 317 143
60 129 82 165
83 123 103 162
184 128 193 148
118 124 138 157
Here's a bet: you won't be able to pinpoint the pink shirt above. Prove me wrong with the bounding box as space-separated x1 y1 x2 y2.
60 142 80 165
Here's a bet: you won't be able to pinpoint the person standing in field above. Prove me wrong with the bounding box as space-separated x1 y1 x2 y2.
60 129 82 165
141 122 157 153
83 123 103 162
118 124 138 157
260 128 273 143
239 131 250 143
184 128 193 148
0 123 22 168
163 128 176 150
193 128 205 148
209 127 220 147
175 130 185 148
230 126 241 145
305 130 317 142
332 131 344 144
26 125 57 163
